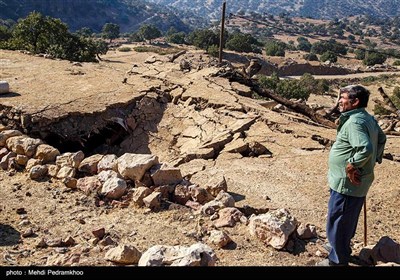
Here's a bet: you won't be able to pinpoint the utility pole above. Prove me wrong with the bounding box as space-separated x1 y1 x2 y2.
218 1 226 64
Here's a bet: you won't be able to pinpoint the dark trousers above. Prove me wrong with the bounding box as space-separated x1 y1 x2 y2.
327 189 365 265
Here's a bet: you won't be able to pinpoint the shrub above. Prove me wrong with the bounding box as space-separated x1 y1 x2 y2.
225 32 260 53
355 49 365 60
373 104 392 116
297 37 312 52
5 11 104 62
265 40 286 57
133 46 183 55
118 47 131 52
361 74 391 85
363 52 387 66
128 33 143 43
258 73 280 90
393 60 400 66
320 51 337 63
187 29 219 50
138 24 161 43
298 73 328 95
311 40 347 55
276 79 310 101
0 25 11 41
303 53 318 61
166 32 186 44
258 73 310 101
392 87 400 109
102 23 120 43
207 44 219 57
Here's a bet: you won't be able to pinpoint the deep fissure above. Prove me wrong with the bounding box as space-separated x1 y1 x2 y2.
41 121 130 156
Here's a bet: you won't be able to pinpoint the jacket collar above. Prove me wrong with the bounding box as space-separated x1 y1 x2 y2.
341 107 366 117
337 108 366 131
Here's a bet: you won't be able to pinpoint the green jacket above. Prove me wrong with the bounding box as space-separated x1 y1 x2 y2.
328 108 386 197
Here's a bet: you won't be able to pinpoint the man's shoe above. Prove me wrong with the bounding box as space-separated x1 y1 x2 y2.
315 259 348 266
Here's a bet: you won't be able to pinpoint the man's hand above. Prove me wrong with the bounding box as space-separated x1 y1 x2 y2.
346 163 361 185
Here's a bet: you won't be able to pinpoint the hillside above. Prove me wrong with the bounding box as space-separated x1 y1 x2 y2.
2 0 400 35
148 0 400 20
0 0 195 33
0 46 399 269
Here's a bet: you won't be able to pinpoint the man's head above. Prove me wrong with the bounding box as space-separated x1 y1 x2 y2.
338 85 370 112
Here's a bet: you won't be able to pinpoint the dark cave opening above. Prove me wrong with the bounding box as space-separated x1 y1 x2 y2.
43 132 83 154
42 122 130 156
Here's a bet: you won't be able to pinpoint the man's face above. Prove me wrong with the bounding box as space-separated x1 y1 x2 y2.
338 92 358 113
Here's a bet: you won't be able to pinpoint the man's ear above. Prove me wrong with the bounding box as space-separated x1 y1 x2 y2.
351 98 360 107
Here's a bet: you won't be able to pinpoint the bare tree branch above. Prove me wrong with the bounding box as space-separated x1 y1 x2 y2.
326 88 340 117
168 50 186 63
378 87 400 118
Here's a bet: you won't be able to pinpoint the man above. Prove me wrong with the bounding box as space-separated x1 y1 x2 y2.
317 85 387 266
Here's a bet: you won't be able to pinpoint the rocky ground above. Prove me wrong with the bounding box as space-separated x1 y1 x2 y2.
0 45 399 270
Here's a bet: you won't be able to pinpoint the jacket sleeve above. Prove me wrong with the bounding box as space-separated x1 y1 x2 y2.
376 123 386 164
347 121 373 168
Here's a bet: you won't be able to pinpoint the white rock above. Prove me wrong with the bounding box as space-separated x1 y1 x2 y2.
0 81 9 94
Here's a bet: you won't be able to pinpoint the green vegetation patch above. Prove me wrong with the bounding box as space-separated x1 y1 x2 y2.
118 47 132 52
133 46 184 55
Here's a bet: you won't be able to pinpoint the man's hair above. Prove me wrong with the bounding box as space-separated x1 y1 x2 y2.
340 85 370 108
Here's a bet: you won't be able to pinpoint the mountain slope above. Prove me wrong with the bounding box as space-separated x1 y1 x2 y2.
0 0 195 33
1 0 399 34
299 0 400 19
147 0 400 20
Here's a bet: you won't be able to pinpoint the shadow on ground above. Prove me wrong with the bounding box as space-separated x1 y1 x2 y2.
0 92 21 98
0 224 20 246
229 192 245 202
